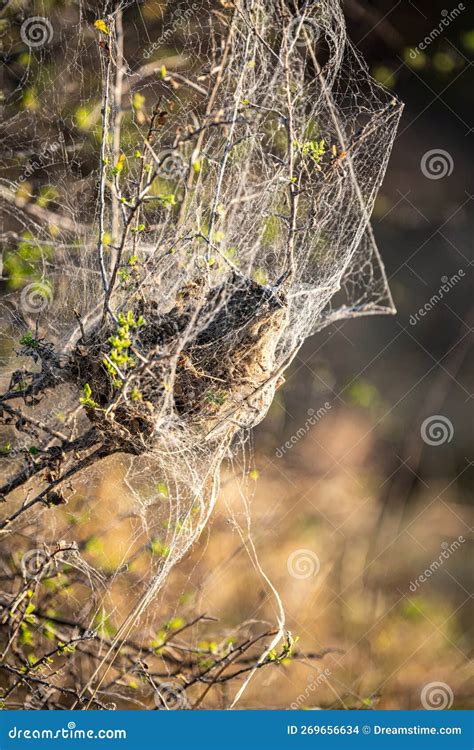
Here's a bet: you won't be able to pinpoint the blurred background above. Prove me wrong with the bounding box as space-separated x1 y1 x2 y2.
174 0 474 708
0 0 472 709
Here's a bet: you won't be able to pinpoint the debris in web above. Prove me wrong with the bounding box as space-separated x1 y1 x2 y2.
0 0 403 704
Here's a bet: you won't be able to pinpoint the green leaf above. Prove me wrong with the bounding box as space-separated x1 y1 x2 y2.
94 19 109 35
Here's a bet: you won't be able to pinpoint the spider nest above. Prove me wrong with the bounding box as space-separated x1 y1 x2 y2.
69 272 287 454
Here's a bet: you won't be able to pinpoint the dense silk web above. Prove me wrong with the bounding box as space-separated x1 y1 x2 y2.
0 0 402 706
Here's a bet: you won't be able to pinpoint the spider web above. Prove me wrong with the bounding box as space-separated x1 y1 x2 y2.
0 0 402 707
